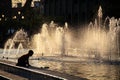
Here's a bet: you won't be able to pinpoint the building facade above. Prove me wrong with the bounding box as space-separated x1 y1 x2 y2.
11 0 44 16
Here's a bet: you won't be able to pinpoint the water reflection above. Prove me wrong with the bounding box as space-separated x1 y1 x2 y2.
1 55 120 80
31 60 120 80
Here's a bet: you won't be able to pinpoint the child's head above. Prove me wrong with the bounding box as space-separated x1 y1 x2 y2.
28 50 34 56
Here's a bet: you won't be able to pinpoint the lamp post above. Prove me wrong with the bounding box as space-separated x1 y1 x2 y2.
1 14 5 21
18 11 21 15
13 16 17 19
16 11 24 28
2 14 4 18
22 16 24 19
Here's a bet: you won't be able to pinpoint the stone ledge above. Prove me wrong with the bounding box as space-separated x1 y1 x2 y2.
0 62 66 80
0 60 88 80
0 70 28 80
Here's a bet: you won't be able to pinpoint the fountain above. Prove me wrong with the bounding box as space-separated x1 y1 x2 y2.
31 6 120 61
0 6 120 61
2 29 29 57
31 21 70 56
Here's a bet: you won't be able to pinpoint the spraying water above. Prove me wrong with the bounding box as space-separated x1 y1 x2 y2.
31 6 120 60
2 6 120 61
3 29 29 57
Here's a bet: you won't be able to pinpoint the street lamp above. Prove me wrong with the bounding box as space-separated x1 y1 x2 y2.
21 16 24 19
18 11 21 15
2 14 4 18
13 16 17 19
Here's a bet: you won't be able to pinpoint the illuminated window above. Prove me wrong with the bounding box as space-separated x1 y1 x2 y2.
34 1 40 7
12 0 26 8
12 0 41 8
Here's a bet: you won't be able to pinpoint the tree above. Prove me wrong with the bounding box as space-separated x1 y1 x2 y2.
22 0 33 12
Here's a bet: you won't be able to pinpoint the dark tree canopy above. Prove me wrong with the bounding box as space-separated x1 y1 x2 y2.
22 0 32 12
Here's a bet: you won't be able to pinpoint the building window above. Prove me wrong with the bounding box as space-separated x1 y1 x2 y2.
12 0 41 8
34 1 40 8
12 0 26 8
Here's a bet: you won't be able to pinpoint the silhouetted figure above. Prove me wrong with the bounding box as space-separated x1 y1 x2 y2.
16 50 34 67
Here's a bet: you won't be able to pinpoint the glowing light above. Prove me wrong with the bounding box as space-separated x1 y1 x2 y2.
2 14 4 18
22 16 24 19
13 16 17 19
18 11 21 15
12 0 41 8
